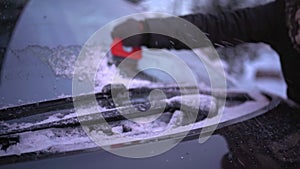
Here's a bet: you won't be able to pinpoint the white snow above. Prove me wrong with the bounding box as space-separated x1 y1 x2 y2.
0 128 95 156
168 94 217 115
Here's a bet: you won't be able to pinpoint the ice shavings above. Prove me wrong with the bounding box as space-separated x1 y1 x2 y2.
166 110 184 129
168 94 218 115
16 45 154 95
1 117 63 136
1 104 110 136
87 111 185 146
0 127 94 156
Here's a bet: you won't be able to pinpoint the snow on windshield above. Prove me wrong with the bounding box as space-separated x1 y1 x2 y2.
17 45 152 90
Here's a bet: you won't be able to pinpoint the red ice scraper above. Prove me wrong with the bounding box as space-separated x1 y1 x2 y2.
111 38 142 60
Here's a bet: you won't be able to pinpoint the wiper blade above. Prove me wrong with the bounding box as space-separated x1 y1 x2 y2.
0 93 217 136
0 84 252 121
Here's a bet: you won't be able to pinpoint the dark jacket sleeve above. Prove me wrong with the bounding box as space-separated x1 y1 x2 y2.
143 1 279 49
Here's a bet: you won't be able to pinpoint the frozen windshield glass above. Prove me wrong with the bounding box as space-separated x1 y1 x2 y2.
0 0 143 108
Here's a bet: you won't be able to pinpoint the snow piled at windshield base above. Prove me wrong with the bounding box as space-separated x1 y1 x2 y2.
0 109 205 156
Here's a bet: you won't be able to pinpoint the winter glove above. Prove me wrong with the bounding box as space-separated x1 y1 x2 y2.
111 19 148 47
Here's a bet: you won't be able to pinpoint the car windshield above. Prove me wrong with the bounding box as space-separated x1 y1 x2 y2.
0 0 142 108
0 0 236 108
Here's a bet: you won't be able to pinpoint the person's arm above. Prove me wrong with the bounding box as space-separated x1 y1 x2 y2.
144 1 280 49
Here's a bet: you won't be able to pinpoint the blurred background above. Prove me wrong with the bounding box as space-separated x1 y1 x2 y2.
138 0 286 98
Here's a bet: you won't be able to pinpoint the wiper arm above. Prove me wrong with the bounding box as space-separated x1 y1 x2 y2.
0 84 253 121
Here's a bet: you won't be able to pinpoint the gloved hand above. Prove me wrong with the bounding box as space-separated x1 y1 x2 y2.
111 19 148 47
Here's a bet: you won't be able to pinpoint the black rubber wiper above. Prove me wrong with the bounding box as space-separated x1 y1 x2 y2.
0 84 253 121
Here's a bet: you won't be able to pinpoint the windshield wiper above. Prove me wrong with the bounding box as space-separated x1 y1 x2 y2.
0 84 252 122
